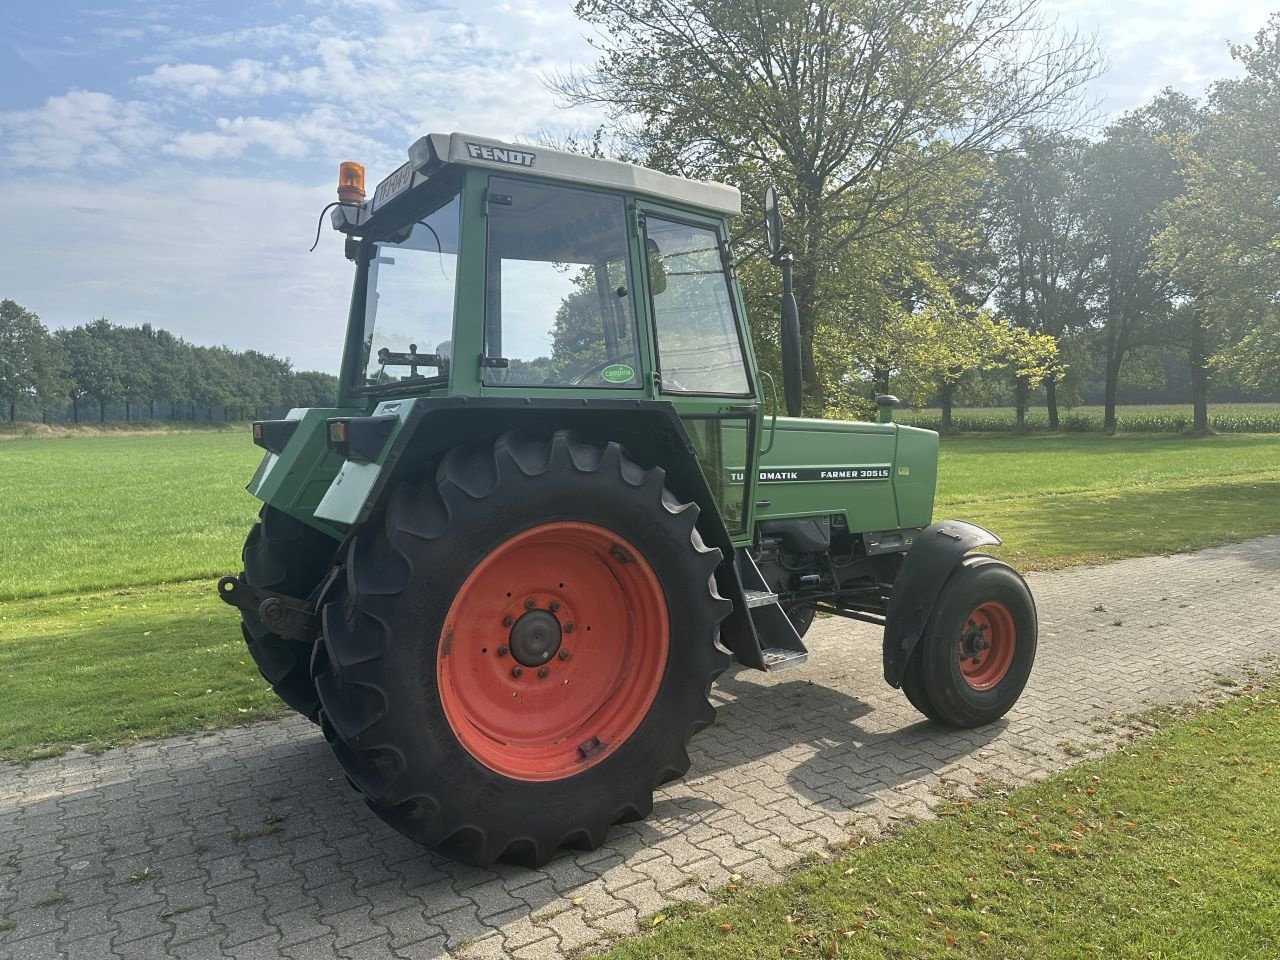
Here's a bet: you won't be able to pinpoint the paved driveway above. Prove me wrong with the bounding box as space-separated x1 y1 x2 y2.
2 537 1278 960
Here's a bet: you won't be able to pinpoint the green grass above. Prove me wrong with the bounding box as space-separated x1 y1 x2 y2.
0 431 262 600
597 689 1280 960
899 402 1280 434
935 434 1280 570
0 581 285 761
2 429 1279 759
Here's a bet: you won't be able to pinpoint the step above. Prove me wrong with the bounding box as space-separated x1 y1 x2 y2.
761 647 809 671
743 588 779 609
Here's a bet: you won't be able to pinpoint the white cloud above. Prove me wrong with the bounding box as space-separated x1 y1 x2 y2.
96 1 600 175
1044 0 1273 114
0 89 161 170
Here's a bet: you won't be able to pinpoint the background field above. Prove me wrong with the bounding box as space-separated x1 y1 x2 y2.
2 428 1280 759
899 402 1280 433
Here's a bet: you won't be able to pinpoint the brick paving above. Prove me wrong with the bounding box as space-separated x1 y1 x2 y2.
2 537 1278 959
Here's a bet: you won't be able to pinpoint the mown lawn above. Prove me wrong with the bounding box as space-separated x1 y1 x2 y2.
0 430 261 600
597 688 1280 960
938 434 1280 570
0 582 286 761
0 429 1279 759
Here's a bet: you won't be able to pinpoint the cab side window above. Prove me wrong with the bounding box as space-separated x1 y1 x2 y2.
645 217 750 395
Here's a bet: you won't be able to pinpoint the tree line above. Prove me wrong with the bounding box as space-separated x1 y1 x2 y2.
554 0 1280 432
0 302 337 423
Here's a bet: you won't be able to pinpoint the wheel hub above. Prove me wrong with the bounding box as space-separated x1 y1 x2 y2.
436 521 670 782
509 609 563 666
958 602 1016 691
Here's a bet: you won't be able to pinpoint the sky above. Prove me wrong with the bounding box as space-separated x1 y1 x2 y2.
0 0 1273 374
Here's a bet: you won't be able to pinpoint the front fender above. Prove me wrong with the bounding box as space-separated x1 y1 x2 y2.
882 520 1001 687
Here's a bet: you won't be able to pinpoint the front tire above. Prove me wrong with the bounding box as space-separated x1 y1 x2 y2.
312 431 730 866
906 555 1037 727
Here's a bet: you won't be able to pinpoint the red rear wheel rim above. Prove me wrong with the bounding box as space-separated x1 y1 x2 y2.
437 522 669 781
958 601 1016 691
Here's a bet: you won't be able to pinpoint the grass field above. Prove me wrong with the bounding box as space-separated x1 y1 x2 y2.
1 429 1279 759
0 431 260 600
899 402 1280 433
595 687 1280 960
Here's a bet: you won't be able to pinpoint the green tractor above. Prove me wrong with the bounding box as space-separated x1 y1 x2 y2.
219 133 1037 867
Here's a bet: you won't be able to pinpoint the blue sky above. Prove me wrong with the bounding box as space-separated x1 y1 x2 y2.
0 0 1272 373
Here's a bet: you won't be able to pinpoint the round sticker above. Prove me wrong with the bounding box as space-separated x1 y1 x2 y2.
601 363 636 384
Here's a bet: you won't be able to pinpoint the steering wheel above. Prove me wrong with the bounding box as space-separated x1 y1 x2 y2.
571 355 639 386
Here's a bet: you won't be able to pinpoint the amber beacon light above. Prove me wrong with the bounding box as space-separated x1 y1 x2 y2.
337 162 366 203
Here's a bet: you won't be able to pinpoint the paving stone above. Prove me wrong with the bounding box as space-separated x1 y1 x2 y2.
2 538 1279 958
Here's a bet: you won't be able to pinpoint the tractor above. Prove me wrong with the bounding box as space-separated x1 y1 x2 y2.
218 133 1037 867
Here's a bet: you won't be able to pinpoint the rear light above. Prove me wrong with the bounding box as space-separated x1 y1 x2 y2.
252 419 300 455
326 415 396 462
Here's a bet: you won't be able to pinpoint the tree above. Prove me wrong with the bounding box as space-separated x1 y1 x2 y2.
58 319 125 422
1081 93 1199 433
286 371 339 408
0 299 57 421
1156 17 1280 415
991 132 1093 428
554 0 1101 411
112 324 156 421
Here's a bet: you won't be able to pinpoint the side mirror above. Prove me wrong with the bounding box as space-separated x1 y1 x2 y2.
646 238 667 296
764 186 783 258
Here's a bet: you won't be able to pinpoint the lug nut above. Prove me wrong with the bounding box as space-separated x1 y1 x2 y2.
550 600 561 612
503 615 514 627
558 649 571 661
511 666 523 678
497 645 509 657
524 597 536 609
564 622 575 633
538 667 549 679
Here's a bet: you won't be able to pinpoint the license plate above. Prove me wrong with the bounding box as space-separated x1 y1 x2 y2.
371 162 414 211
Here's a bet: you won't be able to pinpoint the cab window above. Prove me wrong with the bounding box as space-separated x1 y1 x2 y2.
644 217 751 395
483 178 640 388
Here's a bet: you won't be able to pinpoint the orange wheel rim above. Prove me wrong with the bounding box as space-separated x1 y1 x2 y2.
958 601 1016 691
437 522 669 781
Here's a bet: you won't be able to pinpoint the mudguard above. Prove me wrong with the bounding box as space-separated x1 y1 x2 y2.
314 396 767 671
882 519 1001 687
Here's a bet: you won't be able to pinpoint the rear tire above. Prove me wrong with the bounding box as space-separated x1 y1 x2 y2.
313 431 730 866
907 554 1036 727
239 506 337 721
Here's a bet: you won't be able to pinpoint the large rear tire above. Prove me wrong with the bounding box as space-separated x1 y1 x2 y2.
312 431 730 866
239 506 337 720
905 554 1036 728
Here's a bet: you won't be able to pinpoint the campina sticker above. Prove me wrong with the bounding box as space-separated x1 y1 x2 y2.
601 363 636 384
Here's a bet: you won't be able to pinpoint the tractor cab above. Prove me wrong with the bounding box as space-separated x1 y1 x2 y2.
331 134 752 399
326 132 763 539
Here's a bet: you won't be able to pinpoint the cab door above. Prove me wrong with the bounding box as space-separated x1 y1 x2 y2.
637 205 761 546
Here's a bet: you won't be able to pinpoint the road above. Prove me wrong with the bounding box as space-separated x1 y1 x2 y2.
2 536 1277 960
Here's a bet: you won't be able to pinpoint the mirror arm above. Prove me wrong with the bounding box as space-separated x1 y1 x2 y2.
777 251 803 417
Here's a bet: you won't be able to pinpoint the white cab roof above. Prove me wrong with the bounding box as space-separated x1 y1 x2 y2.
411 132 742 217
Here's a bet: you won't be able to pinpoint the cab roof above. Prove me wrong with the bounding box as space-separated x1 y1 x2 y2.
411 133 741 217
332 133 742 238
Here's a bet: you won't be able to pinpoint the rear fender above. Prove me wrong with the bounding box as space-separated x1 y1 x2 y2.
315 396 766 670
882 520 1001 687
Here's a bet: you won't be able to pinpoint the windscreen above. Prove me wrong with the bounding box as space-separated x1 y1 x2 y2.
360 193 461 387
